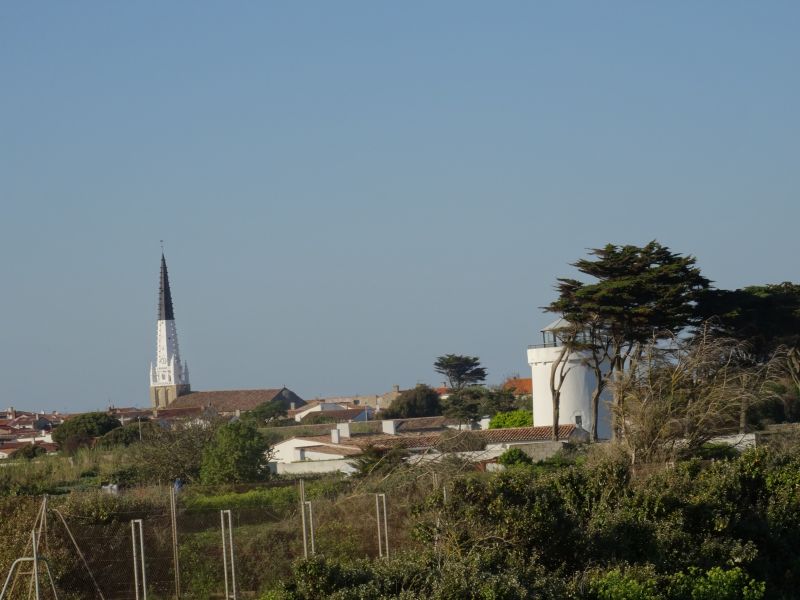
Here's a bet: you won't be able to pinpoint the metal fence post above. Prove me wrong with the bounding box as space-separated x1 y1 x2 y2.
131 519 147 600
305 502 315 556
375 494 389 558
299 480 308 559
220 510 237 600
375 495 383 558
382 493 389 558
31 530 40 600
170 487 181 599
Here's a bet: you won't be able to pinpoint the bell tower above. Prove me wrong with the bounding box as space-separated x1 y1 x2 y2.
149 252 190 408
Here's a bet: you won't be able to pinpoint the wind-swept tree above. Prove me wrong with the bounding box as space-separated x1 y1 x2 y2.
434 355 487 391
547 241 710 439
611 327 780 464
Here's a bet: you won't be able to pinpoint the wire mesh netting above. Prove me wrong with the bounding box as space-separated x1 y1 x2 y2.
0 476 431 600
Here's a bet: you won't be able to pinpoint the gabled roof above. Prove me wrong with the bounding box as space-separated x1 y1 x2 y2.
155 406 209 419
168 388 303 413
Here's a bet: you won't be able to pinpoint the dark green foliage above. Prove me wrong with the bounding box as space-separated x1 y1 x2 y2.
497 447 532 466
10 444 47 460
52 412 122 452
697 283 800 361
444 387 525 423
132 420 219 483
247 398 289 426
299 412 339 424
441 386 485 422
433 354 488 390
349 445 408 478
200 420 271 484
695 443 740 461
271 446 798 598
550 242 710 338
489 409 533 429
383 384 442 418
547 242 710 440
96 420 158 448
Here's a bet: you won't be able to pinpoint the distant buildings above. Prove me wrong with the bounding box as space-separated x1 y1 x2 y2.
147 253 306 415
0 407 62 458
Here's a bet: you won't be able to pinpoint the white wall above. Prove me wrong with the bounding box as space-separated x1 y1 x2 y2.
275 459 356 475
527 346 611 439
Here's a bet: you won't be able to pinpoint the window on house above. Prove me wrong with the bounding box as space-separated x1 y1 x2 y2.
575 415 583 427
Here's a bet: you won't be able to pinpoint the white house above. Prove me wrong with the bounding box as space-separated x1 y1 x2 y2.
527 318 611 439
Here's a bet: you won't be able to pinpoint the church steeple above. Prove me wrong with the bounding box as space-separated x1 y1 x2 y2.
150 252 190 408
158 253 175 321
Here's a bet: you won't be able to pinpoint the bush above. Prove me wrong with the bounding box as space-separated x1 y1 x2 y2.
200 420 271 484
383 385 442 419
489 410 533 429
10 445 47 460
497 447 533 467
52 412 121 450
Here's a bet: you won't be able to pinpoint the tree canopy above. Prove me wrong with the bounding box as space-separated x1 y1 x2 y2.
696 282 800 360
434 354 487 390
547 241 710 439
549 241 710 342
52 412 122 449
383 384 441 419
200 420 271 484
246 398 289 426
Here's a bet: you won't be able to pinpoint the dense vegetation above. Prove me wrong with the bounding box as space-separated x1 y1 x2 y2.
266 444 800 599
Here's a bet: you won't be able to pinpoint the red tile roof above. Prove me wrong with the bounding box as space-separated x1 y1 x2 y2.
503 377 533 395
169 389 289 413
480 425 575 443
155 406 208 419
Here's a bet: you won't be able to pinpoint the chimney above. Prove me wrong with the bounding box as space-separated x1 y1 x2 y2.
392 384 400 393
337 422 351 439
382 420 397 435
331 429 340 444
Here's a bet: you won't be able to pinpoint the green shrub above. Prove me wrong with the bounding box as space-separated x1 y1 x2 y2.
497 447 533 466
489 410 532 429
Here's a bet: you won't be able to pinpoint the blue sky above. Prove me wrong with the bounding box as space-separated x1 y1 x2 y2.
1 2 798 412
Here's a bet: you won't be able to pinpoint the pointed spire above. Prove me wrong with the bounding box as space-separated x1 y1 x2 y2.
158 253 175 321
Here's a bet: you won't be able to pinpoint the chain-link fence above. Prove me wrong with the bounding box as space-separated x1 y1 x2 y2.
0 476 432 600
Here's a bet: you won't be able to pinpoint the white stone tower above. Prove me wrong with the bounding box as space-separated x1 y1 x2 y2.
526 318 611 439
149 253 190 408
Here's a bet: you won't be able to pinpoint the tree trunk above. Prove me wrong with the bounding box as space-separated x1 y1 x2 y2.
550 344 570 442
552 391 560 441
739 396 748 435
590 384 602 441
